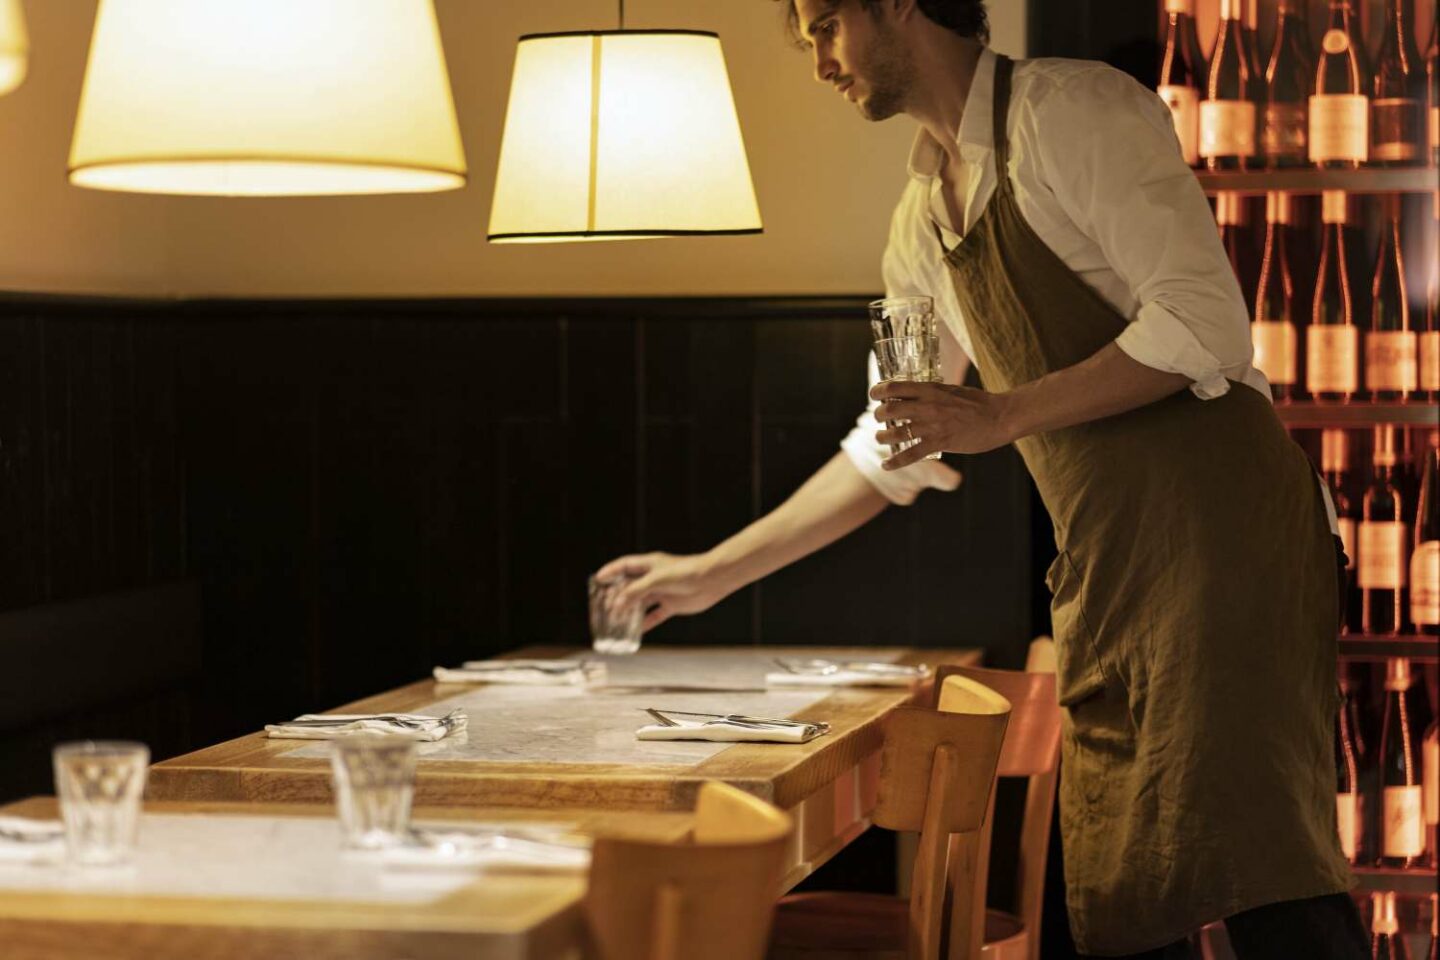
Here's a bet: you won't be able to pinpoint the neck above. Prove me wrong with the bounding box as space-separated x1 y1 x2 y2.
904 35 986 167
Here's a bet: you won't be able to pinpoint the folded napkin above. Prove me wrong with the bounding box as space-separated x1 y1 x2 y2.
432 658 604 686
264 710 467 741
380 825 591 873
0 815 66 864
766 659 929 688
636 710 828 744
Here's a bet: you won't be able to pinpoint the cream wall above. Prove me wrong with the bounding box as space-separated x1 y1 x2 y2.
0 0 1025 299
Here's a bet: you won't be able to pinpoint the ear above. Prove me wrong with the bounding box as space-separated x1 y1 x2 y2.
890 0 921 21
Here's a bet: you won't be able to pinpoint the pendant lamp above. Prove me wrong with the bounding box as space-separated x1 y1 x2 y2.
0 0 27 96
487 2 761 243
68 0 466 196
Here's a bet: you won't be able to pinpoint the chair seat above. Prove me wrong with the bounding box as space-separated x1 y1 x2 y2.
768 894 1031 960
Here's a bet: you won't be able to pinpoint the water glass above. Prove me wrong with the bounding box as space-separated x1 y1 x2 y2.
52 740 149 866
874 335 944 462
589 572 643 654
868 296 936 341
330 734 417 850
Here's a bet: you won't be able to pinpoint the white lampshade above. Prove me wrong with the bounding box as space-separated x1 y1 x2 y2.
488 30 762 243
68 0 466 196
0 0 27 96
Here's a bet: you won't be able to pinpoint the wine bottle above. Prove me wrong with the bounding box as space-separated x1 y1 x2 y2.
1310 191 1361 401
1159 0 1207 167
1423 192 1439 401
1373 0 1427 165
1203 0 1259 170
1362 426 1409 635
1338 675 1364 862
1368 196 1418 400
1428 15 1439 165
1380 657 1424 867
1241 0 1267 157
1371 891 1410 959
1218 192 1261 314
1427 891 1438 960
1264 0 1315 167
1413 429 1440 635
1425 721 1439 866
1311 0 1371 168
1324 428 1360 632
1254 192 1301 399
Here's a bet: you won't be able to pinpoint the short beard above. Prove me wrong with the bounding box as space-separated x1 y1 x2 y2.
854 20 911 121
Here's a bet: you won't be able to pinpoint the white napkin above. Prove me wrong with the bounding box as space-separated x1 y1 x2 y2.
380 825 591 873
766 661 929 688
264 711 467 741
432 659 603 686
635 717 825 744
0 816 66 864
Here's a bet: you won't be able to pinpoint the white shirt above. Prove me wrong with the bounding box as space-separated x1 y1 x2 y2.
842 49 1271 506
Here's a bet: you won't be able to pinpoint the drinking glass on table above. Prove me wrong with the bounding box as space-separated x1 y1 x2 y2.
52 740 149 866
874 334 944 461
330 734 417 850
589 572 643 654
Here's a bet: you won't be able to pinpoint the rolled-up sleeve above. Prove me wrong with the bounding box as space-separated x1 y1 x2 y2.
839 216 966 506
1033 68 1254 400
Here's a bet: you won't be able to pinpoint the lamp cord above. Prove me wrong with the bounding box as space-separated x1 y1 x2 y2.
618 0 625 29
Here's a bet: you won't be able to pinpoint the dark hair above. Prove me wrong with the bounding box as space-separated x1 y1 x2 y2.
779 0 990 46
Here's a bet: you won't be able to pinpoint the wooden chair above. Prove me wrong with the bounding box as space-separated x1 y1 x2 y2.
768 675 1012 960
932 638 1060 960
585 780 794 960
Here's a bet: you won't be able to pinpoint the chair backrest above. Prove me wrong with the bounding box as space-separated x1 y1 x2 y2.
584 781 793 960
874 675 1010 960
936 638 1060 960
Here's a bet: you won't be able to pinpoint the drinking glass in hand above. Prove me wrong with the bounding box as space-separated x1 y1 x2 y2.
874 335 943 461
52 740 149 866
589 573 643 654
330 734 417 850
868 296 936 341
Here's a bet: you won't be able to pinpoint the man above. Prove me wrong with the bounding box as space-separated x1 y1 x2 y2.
597 2 1367 957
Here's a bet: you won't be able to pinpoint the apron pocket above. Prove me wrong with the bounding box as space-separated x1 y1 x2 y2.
1046 550 1109 708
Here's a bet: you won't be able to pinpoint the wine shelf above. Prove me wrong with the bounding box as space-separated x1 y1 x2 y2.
1273 401 1440 428
1339 634 1440 662
1351 864 1440 897
1195 166 1439 196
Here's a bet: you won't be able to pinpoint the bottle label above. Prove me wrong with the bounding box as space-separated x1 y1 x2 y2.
1200 99 1257 158
1338 517 1356 570
1309 95 1369 163
1262 102 1307 158
1420 330 1440 391
1252 321 1297 385
1307 325 1359 394
1358 521 1407 589
1382 785 1424 857
1336 792 1358 861
1371 98 1421 161
1365 330 1419 392
1411 540 1439 627
1158 85 1200 166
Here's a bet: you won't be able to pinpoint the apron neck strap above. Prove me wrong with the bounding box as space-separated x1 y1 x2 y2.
991 54 1015 190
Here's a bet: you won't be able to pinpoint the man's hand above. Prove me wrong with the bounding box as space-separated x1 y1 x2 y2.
593 552 735 633
871 380 1015 470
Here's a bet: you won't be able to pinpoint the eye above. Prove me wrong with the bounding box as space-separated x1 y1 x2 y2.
819 20 838 36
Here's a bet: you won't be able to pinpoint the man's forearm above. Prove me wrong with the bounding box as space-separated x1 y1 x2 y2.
999 341 1192 442
704 452 890 593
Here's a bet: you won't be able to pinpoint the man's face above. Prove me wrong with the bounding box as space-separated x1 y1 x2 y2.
793 0 912 122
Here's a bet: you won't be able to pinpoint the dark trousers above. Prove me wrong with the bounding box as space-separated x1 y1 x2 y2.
1079 892 1369 960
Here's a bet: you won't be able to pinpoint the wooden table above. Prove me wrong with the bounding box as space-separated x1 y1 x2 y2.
0 797 692 960
149 645 980 889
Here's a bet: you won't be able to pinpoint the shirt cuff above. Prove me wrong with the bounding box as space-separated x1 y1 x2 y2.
1115 302 1233 400
839 428 963 506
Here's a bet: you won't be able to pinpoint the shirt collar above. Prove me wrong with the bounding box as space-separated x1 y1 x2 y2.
905 47 997 182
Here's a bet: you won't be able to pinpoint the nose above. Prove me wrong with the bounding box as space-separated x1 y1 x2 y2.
812 48 837 85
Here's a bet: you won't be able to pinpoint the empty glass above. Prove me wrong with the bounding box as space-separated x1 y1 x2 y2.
868 296 936 341
874 334 944 461
330 734 417 850
52 740 149 866
589 573 643 654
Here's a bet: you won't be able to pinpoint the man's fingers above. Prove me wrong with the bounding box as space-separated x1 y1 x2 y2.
870 380 947 403
595 555 651 582
874 400 938 422
881 438 942 471
642 604 672 633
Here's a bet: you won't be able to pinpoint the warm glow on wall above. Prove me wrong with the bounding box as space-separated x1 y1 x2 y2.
0 0 27 96
487 30 762 243
67 0 467 196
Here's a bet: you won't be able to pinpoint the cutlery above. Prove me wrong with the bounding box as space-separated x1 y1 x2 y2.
772 657 927 677
644 708 830 734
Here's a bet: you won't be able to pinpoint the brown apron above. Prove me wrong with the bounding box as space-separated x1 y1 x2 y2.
935 56 1352 955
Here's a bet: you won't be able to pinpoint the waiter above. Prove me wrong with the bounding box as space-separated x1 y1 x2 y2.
597 2 1366 956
